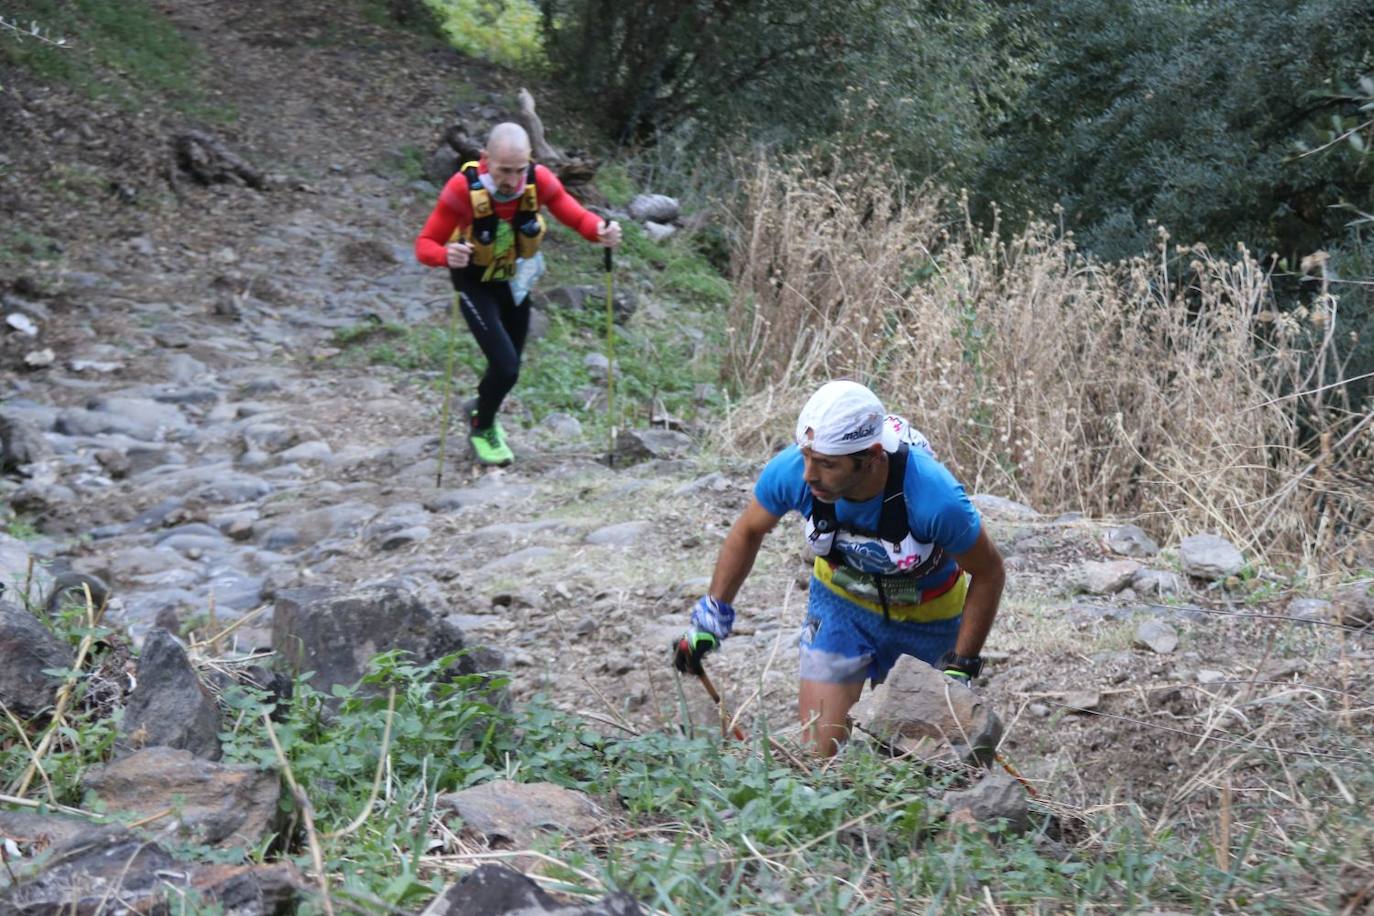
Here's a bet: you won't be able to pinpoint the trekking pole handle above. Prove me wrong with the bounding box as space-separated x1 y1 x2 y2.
603 228 613 273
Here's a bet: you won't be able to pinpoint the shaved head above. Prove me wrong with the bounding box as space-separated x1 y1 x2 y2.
486 122 531 158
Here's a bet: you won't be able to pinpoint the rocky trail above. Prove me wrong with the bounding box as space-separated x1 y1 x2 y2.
2 0 1372 909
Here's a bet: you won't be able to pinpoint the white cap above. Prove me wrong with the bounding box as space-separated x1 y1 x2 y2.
795 381 885 455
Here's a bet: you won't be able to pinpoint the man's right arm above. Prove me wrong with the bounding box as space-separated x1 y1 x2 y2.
708 498 782 603
414 174 473 267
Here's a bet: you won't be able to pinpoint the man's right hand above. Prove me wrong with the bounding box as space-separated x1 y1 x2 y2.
446 241 473 268
672 630 718 675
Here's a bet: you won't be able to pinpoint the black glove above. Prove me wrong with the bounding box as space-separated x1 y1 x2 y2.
672 630 718 675
938 650 984 683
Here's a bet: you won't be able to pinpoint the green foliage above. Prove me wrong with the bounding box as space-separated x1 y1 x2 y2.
377 144 429 183
424 0 543 68
0 607 120 806
5 619 1371 910
0 0 217 115
979 0 1374 264
535 0 866 142
5 514 41 540
594 162 634 208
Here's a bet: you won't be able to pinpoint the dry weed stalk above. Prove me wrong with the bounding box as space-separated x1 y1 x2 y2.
720 155 1373 570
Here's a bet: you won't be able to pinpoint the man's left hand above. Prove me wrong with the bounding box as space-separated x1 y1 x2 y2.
937 650 984 683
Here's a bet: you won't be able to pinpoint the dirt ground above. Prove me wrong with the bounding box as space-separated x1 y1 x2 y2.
2 0 1371 875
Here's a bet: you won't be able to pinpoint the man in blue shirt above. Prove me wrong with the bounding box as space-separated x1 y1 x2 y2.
673 380 1006 756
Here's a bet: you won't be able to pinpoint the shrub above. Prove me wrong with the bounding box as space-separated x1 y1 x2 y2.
720 154 1371 570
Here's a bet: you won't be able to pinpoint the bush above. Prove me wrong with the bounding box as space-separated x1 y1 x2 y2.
720 154 1372 570
424 0 543 68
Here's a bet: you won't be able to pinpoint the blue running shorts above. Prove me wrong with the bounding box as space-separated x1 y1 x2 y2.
797 576 964 684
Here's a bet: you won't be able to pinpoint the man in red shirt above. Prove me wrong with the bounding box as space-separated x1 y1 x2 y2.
416 122 621 465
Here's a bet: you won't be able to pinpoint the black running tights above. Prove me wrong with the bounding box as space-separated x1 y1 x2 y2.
452 272 530 430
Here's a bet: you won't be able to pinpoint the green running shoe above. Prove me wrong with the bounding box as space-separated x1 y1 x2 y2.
469 420 514 466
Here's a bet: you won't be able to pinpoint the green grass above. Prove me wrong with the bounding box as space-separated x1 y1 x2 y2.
375 143 434 184
0 0 221 117
220 652 1374 913
4 598 1371 913
5 515 41 541
596 163 635 208
0 226 61 271
549 221 733 309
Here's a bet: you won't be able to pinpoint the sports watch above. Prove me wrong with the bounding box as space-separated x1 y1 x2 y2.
937 650 984 680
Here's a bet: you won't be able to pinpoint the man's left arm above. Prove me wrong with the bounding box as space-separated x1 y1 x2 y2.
951 527 1005 658
536 166 619 243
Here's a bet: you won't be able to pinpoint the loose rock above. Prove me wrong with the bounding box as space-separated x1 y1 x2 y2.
0 598 71 717
119 628 222 760
942 773 1031 834
1179 533 1245 580
1072 559 1140 595
419 864 644 916
850 655 1002 765
1105 524 1159 558
1135 619 1180 654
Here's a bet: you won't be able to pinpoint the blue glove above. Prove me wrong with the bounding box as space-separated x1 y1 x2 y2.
689 595 736 639
670 597 736 675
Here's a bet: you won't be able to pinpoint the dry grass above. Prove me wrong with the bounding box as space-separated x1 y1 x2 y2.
719 154 1373 574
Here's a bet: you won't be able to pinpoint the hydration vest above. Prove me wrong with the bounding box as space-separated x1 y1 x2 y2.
455 162 546 282
804 434 954 620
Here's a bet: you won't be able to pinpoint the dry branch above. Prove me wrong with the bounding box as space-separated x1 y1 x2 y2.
516 88 565 166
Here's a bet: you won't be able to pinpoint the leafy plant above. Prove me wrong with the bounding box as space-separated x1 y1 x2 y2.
0 0 216 115
423 0 543 68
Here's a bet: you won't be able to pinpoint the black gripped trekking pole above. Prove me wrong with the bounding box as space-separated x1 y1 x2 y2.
602 229 616 463
700 667 748 742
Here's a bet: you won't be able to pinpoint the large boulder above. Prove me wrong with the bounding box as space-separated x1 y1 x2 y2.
1 825 179 914
0 824 301 915
118 628 222 760
0 809 92 853
850 655 1002 765
541 285 637 324
272 579 499 697
83 746 281 849
626 193 680 224
969 494 1038 520
0 598 71 718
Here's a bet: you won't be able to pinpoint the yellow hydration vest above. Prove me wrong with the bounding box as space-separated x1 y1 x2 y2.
453 161 546 282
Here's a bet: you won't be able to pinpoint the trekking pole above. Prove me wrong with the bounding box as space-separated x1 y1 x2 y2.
602 230 616 461
696 664 748 742
995 751 1039 798
435 291 464 488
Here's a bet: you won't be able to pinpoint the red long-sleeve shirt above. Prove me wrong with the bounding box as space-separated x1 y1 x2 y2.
414 163 602 267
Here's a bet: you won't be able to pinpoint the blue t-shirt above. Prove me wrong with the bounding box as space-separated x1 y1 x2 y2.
754 445 980 587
